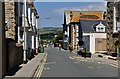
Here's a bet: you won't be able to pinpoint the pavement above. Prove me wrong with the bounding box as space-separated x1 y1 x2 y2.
4 53 47 79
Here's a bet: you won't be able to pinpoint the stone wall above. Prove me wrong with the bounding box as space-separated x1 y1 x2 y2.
5 1 16 40
106 2 116 54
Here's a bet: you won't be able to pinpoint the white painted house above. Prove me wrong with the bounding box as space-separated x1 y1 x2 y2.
80 20 107 54
17 1 40 62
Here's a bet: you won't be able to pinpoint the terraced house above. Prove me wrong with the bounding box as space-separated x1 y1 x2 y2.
18 0 40 62
0 0 40 78
63 11 107 54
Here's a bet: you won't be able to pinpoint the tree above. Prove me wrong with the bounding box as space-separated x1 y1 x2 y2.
54 31 63 43
53 31 63 47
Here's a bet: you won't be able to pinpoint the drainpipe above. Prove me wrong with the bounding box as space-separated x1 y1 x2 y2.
32 12 35 54
18 26 20 43
23 0 27 63
118 31 120 58
36 17 39 53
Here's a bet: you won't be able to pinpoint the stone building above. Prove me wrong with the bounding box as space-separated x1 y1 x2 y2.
5 0 23 73
5 1 17 40
0 0 40 78
0 0 40 77
63 10 106 51
106 1 120 55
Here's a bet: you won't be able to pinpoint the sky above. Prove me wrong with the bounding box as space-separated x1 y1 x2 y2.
34 0 106 2
34 1 107 28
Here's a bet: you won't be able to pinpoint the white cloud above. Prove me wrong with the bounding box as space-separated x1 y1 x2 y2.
54 2 107 14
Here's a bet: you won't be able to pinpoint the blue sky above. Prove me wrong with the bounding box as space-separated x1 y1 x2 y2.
34 2 107 28
35 0 105 2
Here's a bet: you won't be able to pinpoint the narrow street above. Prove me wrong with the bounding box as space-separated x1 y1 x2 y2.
1 1 120 79
41 46 118 77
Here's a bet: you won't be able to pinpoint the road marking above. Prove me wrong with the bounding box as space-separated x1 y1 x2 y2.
45 62 56 65
73 52 77 55
91 61 94 62
97 62 101 64
61 49 65 51
69 56 74 60
88 66 94 69
110 64 118 68
47 67 50 70
73 62 80 63
60 53 62 54
97 66 101 68
44 67 50 70
87 61 91 62
84 60 87 62
81 60 84 61
36 54 47 79
29 54 47 77
44 67 47 70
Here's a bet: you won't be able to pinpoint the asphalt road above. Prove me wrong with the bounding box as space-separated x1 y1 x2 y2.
41 46 118 78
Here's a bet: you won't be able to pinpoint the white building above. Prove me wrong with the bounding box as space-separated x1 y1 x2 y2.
17 1 40 62
80 20 107 54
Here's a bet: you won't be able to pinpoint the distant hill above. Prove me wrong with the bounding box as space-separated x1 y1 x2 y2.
40 27 63 40
40 27 63 34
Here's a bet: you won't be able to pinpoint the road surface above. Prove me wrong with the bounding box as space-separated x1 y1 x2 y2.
40 46 118 78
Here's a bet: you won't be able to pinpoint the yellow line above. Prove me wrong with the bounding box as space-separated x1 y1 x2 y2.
29 54 45 77
36 54 47 79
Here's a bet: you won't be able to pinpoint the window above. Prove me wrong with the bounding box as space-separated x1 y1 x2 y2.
98 41 102 43
98 27 100 30
101 27 103 30
20 2 23 15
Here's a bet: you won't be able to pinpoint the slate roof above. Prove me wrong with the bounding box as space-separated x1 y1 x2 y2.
80 20 107 33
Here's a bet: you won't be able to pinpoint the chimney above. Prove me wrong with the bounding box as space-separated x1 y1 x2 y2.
70 11 73 22
103 11 107 20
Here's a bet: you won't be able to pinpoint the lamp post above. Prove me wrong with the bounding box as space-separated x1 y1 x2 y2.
23 0 27 63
